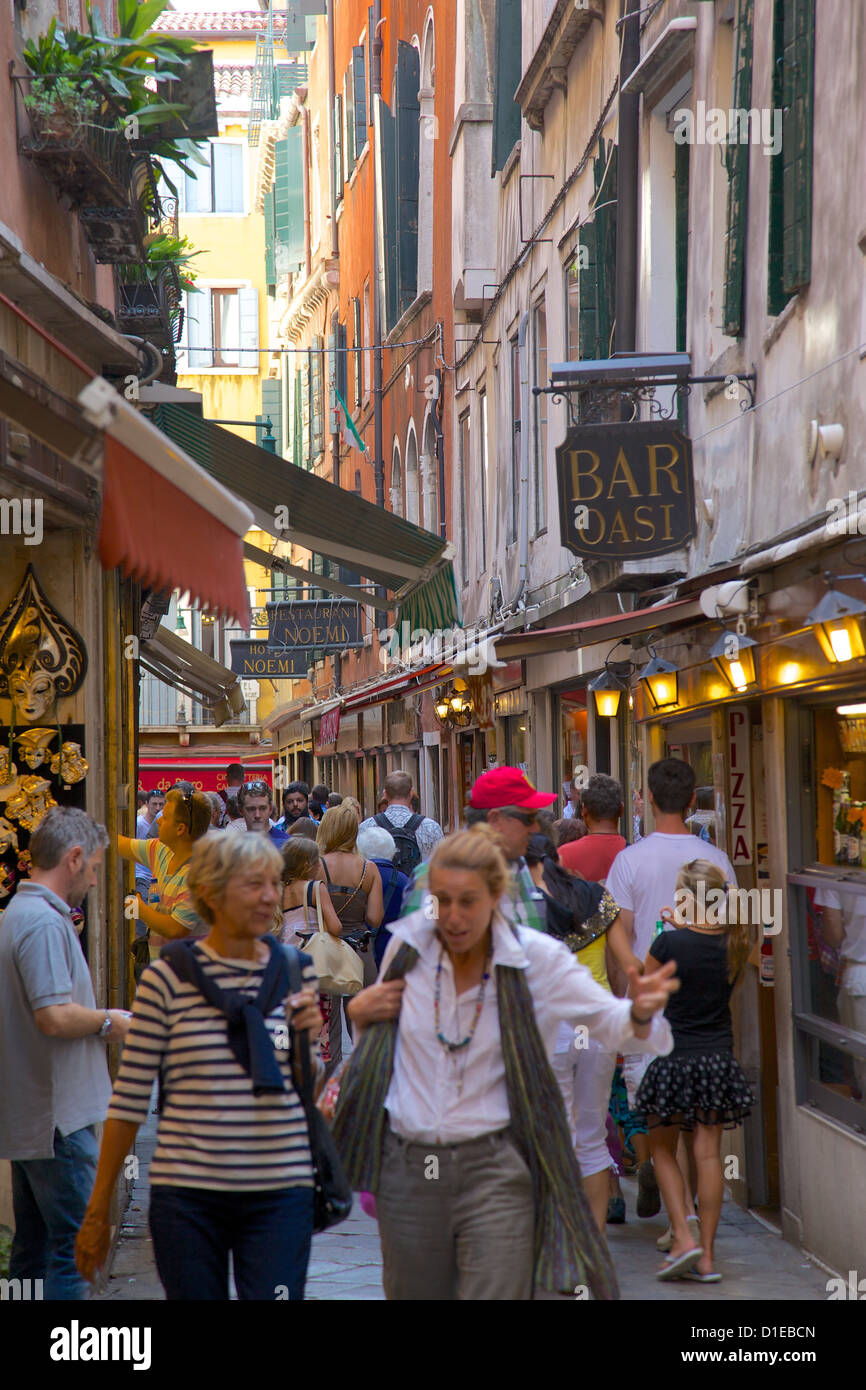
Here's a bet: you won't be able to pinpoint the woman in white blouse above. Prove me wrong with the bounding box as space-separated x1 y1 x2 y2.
341 827 678 1300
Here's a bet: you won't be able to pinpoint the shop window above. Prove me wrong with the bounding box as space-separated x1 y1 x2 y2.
504 714 527 770
559 689 588 810
664 717 726 846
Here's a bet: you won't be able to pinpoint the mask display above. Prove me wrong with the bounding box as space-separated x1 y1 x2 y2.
0 747 16 787
0 566 87 727
16 727 57 770
0 817 18 854
50 741 89 785
9 775 57 833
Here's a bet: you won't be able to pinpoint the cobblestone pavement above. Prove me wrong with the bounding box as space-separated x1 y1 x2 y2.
96 1112 830 1302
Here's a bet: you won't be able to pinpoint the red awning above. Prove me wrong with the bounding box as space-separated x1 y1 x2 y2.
79 378 253 625
494 597 704 660
139 754 273 794
341 662 452 712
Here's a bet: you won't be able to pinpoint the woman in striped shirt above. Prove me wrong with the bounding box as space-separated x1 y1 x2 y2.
75 834 322 1300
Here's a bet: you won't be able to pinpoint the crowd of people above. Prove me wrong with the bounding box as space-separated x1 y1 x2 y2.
0 755 756 1302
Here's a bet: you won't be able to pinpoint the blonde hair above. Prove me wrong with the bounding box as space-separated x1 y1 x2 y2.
343 796 363 819
187 832 283 924
428 826 509 900
675 859 750 983
281 836 320 884
317 802 360 855
166 788 212 842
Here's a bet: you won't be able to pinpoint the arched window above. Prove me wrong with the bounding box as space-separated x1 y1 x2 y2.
418 12 435 294
390 438 404 517
404 426 419 524
420 409 439 535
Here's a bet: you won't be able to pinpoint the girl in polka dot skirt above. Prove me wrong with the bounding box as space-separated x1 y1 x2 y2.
635 859 755 1284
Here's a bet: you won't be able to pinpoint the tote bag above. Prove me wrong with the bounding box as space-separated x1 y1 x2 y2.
304 879 364 996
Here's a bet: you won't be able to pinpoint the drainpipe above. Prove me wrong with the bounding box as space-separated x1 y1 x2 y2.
326 0 338 260
615 0 640 354
371 0 385 512
513 312 530 613
433 366 446 541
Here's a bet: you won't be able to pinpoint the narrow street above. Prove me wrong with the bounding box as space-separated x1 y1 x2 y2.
95 1111 829 1304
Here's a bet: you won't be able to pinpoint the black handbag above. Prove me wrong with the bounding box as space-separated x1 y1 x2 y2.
284 946 354 1233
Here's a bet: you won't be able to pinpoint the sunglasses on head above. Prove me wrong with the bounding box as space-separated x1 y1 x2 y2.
498 808 537 826
242 781 270 796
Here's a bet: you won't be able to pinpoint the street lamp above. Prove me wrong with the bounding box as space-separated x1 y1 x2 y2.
639 648 679 711
806 586 866 665
434 685 474 728
709 629 758 692
588 667 626 718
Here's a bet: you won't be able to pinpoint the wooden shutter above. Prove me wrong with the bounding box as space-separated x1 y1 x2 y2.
274 128 305 274
292 368 303 467
344 70 355 175
395 40 420 317
767 0 786 314
312 335 324 458
353 296 362 405
353 45 367 154
782 0 815 295
257 378 283 452
302 356 312 465
723 0 753 336
337 320 347 403
333 92 344 200
184 144 213 212
577 223 598 361
186 287 213 368
264 184 276 289
374 96 398 333
213 143 244 213
674 140 689 353
238 288 259 369
491 0 522 174
593 141 617 360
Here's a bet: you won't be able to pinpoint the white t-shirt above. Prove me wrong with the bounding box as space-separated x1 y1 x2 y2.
605 832 737 961
813 887 866 964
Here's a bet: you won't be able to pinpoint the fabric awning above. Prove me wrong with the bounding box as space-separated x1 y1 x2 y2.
141 624 247 728
78 379 253 624
150 402 458 616
342 662 452 713
494 597 704 661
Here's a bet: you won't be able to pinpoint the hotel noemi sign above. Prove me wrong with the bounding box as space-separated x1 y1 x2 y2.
267 600 362 650
230 642 309 678
556 420 696 560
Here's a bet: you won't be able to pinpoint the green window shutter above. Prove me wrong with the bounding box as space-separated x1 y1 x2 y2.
333 93 344 202
491 0 522 175
353 45 367 155
353 296 362 405
344 71 355 175
374 96 398 332
577 222 598 361
274 127 305 275
723 0 753 336
302 358 311 465
312 336 324 458
782 0 815 295
395 40 420 318
337 320 347 402
593 141 617 360
257 378 283 452
292 368 303 467
674 140 689 353
264 184 276 290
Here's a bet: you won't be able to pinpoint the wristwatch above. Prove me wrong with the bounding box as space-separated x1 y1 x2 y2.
97 1012 112 1038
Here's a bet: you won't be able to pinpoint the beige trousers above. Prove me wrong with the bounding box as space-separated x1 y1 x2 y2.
376 1126 535 1300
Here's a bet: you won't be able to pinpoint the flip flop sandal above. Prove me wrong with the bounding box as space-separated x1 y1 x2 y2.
656 1246 704 1281
682 1269 722 1283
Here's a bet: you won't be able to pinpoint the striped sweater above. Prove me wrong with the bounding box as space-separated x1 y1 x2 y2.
107 943 314 1191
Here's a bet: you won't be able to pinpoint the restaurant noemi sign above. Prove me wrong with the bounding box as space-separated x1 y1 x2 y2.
267 600 362 649
556 420 695 560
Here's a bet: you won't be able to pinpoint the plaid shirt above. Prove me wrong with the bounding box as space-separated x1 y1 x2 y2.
400 858 546 934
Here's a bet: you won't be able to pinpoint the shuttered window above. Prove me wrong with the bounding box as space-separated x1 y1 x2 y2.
311 335 324 459
768 0 815 313
674 140 689 354
334 92 344 201
237 288 259 368
723 0 753 336
576 224 598 361
491 0 521 174
274 127 305 274
256 378 283 452
374 96 398 332
353 44 367 155
395 41 420 319
344 71 355 175
292 369 303 467
183 143 244 214
264 183 276 290
353 296 362 406
185 287 213 368
593 141 617 360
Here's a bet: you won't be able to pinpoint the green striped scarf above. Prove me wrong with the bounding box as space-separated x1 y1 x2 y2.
331 940 620 1299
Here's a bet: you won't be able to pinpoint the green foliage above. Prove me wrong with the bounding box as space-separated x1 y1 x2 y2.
0 1225 11 1279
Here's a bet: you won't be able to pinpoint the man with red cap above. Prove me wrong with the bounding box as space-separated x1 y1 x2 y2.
399 767 558 931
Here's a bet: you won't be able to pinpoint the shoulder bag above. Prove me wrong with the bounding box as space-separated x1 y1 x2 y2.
303 879 365 997
284 945 353 1232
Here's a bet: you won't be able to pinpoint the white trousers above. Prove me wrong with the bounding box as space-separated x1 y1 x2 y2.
551 1036 618 1177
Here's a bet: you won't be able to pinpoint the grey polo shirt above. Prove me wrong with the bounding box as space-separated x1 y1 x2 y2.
0 882 112 1160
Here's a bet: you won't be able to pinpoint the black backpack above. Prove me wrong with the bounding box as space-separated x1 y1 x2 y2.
375 811 423 876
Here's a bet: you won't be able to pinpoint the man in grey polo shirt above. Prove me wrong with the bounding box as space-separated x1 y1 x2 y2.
0 807 131 1299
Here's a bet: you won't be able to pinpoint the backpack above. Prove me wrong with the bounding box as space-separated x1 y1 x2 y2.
375 811 423 876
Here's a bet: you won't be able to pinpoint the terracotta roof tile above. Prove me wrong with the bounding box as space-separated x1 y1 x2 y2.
213 64 254 100
153 11 287 33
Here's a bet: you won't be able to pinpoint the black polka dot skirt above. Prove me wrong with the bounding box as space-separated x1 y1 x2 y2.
634 1050 755 1131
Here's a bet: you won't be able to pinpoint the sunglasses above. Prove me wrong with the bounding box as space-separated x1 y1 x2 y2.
498 808 537 826
242 781 270 796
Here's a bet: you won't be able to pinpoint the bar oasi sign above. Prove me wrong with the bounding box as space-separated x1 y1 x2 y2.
230 641 309 678
556 420 696 559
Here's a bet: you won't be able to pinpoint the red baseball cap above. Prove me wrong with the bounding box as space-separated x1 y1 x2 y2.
469 766 557 811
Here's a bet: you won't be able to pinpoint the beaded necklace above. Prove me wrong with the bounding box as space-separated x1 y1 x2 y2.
434 943 492 1053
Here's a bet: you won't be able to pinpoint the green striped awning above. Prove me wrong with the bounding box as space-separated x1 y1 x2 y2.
150 403 454 602
396 564 461 633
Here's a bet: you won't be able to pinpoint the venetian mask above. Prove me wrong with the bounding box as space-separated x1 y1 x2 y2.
10 775 56 832
16 727 57 770
0 747 16 787
0 567 87 726
0 866 13 900
49 741 88 785
0 817 18 853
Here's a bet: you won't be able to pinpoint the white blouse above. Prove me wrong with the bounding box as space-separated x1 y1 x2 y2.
380 902 673 1145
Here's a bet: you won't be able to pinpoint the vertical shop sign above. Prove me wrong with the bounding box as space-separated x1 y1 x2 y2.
728 706 752 865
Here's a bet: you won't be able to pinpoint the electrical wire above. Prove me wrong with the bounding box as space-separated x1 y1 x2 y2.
173 334 437 354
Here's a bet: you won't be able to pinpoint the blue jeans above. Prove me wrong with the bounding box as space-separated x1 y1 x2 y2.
10 1125 99 1301
149 1185 314 1300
